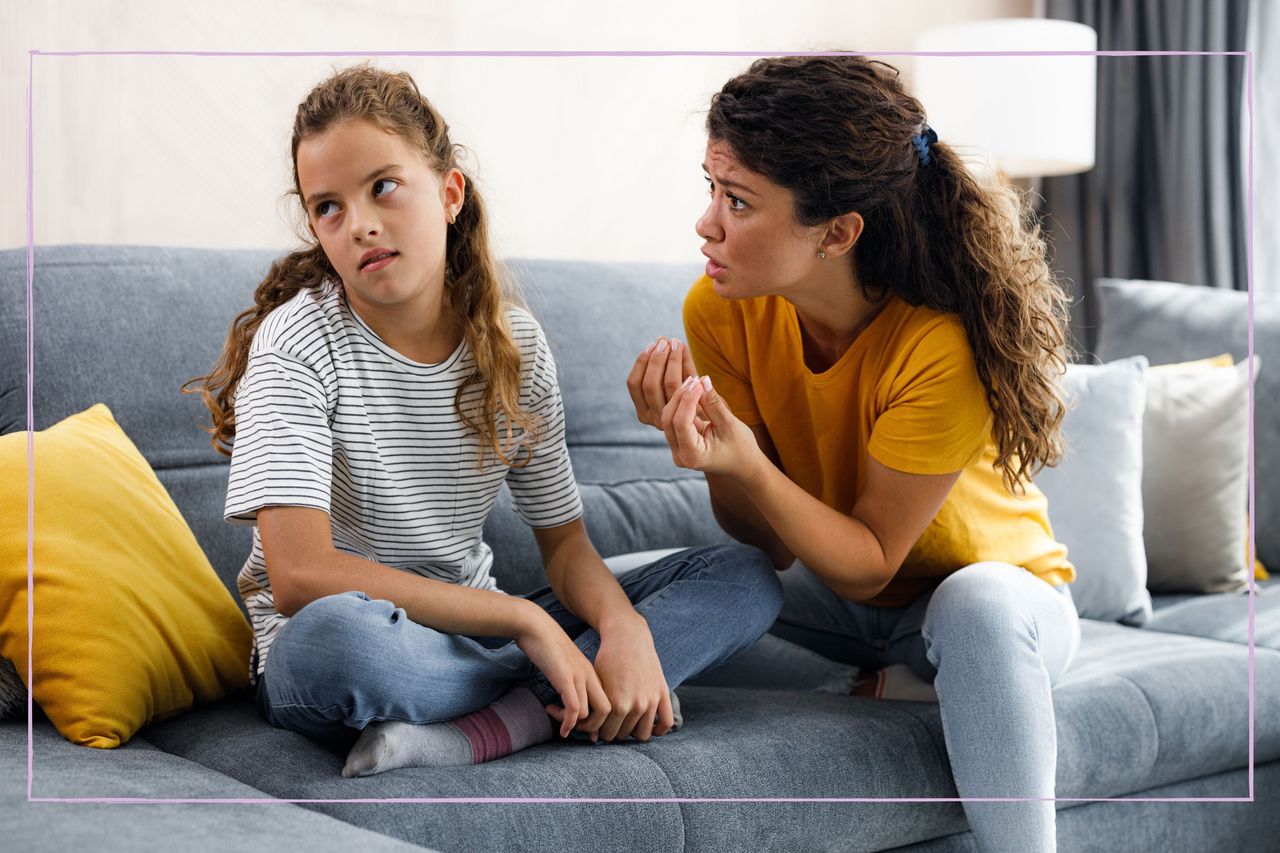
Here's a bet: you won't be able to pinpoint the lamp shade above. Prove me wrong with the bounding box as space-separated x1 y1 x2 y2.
913 19 1097 178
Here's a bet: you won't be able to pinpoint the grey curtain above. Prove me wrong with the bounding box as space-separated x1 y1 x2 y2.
1041 0 1250 357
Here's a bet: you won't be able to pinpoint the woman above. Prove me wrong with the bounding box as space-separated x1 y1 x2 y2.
627 55 1080 852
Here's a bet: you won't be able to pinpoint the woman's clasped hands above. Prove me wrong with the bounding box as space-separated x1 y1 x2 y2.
625 336 762 481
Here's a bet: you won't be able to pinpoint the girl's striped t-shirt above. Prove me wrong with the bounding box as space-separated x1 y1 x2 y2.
224 279 583 682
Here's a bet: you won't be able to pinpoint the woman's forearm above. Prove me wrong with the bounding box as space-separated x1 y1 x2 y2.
705 472 795 570
732 456 892 600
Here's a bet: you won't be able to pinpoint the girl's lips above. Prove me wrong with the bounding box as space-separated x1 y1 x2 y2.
705 259 726 279
361 252 398 273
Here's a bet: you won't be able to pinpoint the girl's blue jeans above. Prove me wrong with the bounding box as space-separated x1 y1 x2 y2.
256 544 783 742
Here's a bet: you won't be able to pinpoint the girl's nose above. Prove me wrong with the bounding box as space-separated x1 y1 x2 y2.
349 202 381 240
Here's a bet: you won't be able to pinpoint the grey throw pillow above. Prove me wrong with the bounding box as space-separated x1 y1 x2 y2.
1142 356 1259 593
1035 356 1152 624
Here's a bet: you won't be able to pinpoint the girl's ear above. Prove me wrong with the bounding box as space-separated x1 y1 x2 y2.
441 167 466 222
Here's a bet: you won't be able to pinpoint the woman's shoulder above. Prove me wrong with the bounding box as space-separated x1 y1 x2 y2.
251 279 343 356
882 298 971 357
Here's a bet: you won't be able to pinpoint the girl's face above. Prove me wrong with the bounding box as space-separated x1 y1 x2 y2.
695 139 825 301
296 118 463 320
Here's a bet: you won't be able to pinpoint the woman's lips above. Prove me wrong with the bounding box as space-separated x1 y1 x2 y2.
361 252 398 273
705 259 726 279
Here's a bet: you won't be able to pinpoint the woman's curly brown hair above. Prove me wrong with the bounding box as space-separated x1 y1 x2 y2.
185 62 539 466
708 55 1071 493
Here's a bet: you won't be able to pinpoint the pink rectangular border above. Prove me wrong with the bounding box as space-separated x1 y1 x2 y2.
23 48 1257 806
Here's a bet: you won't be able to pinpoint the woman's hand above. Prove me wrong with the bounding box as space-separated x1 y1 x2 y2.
626 337 698 429
514 604 611 739
661 375 764 481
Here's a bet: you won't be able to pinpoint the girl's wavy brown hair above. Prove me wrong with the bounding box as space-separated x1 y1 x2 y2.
186 63 540 466
707 55 1071 493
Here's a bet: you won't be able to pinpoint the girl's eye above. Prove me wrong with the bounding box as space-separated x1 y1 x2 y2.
315 200 335 218
373 178 399 197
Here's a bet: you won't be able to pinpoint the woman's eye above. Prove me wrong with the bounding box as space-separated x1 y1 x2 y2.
373 178 399 197
727 194 746 211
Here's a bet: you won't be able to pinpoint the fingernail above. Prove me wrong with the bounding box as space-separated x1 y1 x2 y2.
657 340 669 353
671 339 682 352
701 375 713 391
643 342 655 355
681 375 695 389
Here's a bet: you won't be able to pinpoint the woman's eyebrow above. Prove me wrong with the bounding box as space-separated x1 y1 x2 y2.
701 164 757 197
305 164 400 207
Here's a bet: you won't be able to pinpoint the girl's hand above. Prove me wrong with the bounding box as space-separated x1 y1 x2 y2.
590 614 673 743
514 607 611 739
661 375 763 480
626 337 698 429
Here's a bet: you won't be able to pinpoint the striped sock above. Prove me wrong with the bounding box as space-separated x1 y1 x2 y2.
866 664 939 702
341 687 554 777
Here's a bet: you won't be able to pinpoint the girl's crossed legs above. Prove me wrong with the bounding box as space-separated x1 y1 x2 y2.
257 543 782 755
771 561 1081 853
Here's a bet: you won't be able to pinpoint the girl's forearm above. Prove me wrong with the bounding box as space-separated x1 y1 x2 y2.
541 530 642 633
733 456 892 601
274 550 545 639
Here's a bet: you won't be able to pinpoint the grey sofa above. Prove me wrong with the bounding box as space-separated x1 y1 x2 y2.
2 244 1277 853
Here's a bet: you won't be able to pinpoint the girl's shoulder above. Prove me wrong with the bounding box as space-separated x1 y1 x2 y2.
251 279 344 357
503 303 550 357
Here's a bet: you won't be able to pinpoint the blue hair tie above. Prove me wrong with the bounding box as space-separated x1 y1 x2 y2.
912 125 938 166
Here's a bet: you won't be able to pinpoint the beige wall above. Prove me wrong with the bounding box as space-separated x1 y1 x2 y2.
4 0 1033 262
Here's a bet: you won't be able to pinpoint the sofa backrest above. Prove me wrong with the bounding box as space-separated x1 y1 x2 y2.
0 246 725 605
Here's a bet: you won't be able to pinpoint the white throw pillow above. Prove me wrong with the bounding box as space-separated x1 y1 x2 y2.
1035 356 1152 624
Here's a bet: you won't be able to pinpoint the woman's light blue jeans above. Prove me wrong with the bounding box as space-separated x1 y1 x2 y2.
256 544 783 742
770 560 1081 853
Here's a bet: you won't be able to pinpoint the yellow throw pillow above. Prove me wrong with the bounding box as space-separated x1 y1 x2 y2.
0 404 252 747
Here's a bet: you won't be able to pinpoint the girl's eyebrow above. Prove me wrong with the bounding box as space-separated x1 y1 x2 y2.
305 164 400 207
701 164 757 198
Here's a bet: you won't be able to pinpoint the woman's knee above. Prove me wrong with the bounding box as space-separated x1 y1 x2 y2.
922 563 1037 649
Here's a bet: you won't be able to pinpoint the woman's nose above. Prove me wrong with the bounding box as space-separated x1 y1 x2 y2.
695 203 721 242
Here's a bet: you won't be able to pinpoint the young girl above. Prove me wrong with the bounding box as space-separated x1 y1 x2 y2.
188 63 782 778
627 56 1081 851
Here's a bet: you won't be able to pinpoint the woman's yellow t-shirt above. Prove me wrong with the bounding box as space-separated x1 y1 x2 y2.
683 275 1075 607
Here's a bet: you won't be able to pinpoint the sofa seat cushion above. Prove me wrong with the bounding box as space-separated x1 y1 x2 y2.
3 718 427 851
626 621 1276 849
1146 579 1280 650
135 621 1279 853
139 691 685 853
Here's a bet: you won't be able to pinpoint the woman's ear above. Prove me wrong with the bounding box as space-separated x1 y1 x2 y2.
820 211 864 259
441 167 466 222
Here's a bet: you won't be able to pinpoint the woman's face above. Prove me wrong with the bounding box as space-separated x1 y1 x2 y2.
696 139 824 300
296 118 461 319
